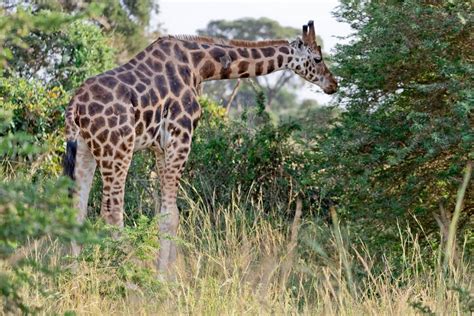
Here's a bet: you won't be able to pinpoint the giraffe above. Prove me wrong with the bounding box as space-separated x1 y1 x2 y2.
63 20 337 272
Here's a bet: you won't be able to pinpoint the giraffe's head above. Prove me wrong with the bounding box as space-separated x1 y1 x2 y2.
289 21 338 95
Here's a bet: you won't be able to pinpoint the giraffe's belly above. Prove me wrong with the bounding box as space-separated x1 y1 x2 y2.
133 108 164 152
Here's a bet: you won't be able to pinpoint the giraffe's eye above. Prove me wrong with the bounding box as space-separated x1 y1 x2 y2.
314 57 322 63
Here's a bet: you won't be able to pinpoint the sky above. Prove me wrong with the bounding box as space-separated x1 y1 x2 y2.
153 0 353 104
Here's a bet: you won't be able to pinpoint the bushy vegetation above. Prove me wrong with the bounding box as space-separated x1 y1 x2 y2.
0 0 472 314
322 0 473 255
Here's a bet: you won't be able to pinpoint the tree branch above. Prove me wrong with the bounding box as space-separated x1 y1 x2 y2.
226 79 241 115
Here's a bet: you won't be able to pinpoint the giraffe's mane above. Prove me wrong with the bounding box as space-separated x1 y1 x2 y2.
163 35 289 48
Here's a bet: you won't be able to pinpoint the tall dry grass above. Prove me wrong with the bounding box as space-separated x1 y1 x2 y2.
1 166 472 315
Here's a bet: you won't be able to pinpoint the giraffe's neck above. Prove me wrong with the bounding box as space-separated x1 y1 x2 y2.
192 42 293 82
137 37 296 91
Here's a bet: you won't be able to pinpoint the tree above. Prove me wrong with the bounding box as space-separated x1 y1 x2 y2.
1 0 160 61
316 0 473 252
198 17 300 40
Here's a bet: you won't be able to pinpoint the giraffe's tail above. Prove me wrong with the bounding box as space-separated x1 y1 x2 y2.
63 99 79 181
63 140 77 180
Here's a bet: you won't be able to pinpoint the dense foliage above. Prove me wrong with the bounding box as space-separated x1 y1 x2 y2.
3 0 160 58
319 0 473 251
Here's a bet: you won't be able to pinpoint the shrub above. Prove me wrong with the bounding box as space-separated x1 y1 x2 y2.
184 93 322 217
316 0 473 253
0 109 85 313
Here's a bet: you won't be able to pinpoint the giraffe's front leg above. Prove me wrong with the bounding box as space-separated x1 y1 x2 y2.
155 141 190 273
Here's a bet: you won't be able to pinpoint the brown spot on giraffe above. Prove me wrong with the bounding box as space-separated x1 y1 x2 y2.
79 117 90 129
228 50 238 61
143 110 154 126
169 100 182 120
279 46 290 54
199 60 215 79
98 76 119 89
78 92 90 102
138 63 154 76
277 55 284 68
90 85 114 104
96 129 109 143
209 47 226 62
237 48 249 58
136 51 146 60
154 75 169 98
182 41 200 50
255 61 264 76
136 83 147 93
160 40 172 55
140 94 150 107
261 47 276 57
108 116 118 128
220 65 232 79
90 117 105 134
191 51 206 67
177 65 192 85
267 59 275 73
145 58 163 73
251 48 262 59
118 72 137 85
238 61 249 74
177 115 192 131
152 48 167 61
165 62 184 97
173 44 189 63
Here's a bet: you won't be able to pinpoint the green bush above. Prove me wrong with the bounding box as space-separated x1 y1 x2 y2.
0 109 85 313
0 10 120 313
317 0 473 253
184 93 321 217
3 10 115 90
0 77 68 177
77 216 162 299
0 17 116 177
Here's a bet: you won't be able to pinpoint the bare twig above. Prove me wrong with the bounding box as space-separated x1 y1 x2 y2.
225 79 241 115
280 197 302 288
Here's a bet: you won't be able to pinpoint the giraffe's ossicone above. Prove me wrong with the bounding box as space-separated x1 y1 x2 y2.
63 20 337 272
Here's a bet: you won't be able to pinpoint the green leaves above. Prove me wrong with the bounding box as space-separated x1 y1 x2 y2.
185 96 309 212
318 0 473 251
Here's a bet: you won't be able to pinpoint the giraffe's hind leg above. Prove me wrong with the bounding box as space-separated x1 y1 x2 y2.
72 136 97 256
96 133 134 228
